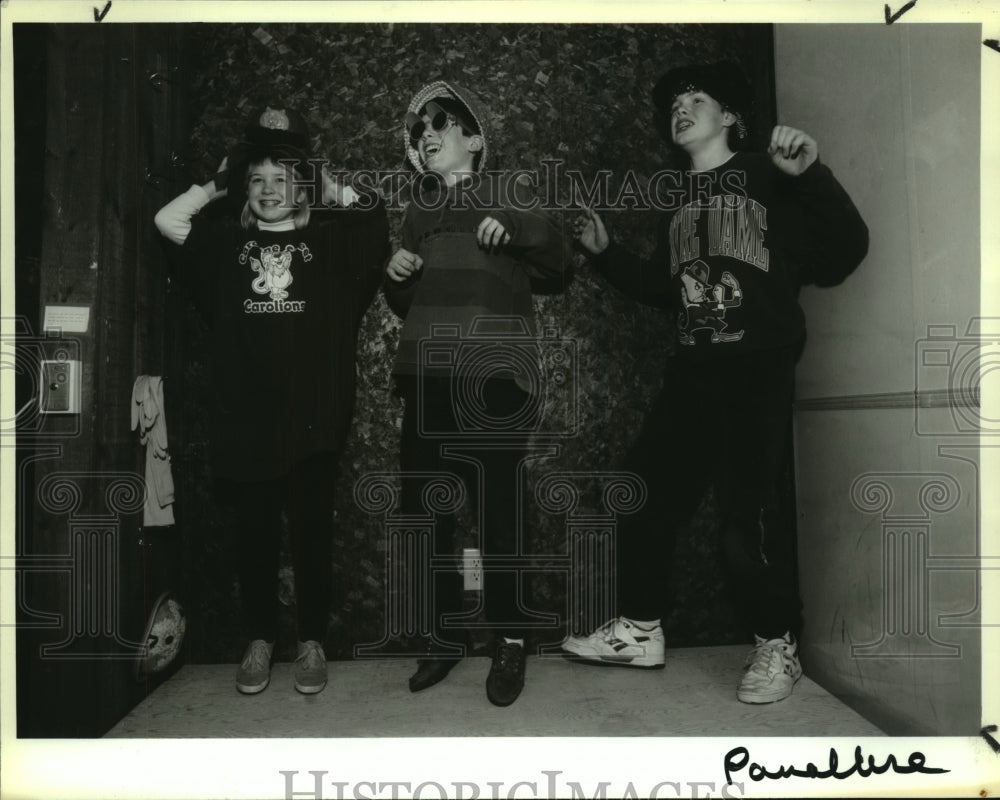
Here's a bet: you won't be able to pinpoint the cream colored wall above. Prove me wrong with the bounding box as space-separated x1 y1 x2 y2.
776 23 982 734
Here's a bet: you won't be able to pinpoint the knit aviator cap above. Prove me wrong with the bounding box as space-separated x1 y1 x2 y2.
403 81 488 174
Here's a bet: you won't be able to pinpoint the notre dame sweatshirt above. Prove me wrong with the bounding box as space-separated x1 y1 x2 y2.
594 151 869 360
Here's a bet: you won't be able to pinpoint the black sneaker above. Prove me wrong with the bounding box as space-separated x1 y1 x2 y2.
409 634 465 693
486 640 526 707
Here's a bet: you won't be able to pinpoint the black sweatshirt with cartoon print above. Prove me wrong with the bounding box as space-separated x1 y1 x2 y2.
594 151 868 360
157 187 389 481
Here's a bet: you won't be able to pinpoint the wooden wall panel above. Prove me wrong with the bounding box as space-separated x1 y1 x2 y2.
18 24 190 738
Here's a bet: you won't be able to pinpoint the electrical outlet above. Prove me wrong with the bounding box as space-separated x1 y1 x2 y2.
462 547 482 591
39 359 81 414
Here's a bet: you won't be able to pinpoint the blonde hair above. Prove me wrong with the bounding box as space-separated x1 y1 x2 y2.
239 157 311 230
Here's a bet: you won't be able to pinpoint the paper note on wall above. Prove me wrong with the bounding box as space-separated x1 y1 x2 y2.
43 305 91 334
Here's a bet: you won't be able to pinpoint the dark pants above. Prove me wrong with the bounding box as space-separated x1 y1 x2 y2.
399 375 534 641
222 452 338 643
617 348 803 639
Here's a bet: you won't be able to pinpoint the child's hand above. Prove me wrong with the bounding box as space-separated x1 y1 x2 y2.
574 206 609 255
768 126 818 176
201 157 229 200
386 248 423 282
477 216 512 251
322 165 359 207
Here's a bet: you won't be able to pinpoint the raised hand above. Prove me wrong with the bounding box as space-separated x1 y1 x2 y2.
321 164 359 207
768 125 818 176
574 206 609 255
202 156 229 200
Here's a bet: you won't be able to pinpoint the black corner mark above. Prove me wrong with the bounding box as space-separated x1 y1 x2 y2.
981 725 1000 755
884 0 917 24
94 1 112 22
986 40 1000 54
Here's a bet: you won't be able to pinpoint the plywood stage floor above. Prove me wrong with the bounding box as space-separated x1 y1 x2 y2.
106 645 884 738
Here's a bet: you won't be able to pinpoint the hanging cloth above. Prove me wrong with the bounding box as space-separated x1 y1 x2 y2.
131 375 175 526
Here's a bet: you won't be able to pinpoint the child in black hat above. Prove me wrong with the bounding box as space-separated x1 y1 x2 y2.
383 80 570 707
154 104 389 696
565 62 869 704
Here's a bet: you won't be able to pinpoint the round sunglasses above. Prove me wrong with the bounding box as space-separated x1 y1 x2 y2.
404 101 461 143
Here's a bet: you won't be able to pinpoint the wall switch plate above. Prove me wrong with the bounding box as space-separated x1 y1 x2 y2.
462 547 482 591
39 359 81 414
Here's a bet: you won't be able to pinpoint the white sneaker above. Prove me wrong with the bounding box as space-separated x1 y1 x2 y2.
737 632 802 704
561 617 665 668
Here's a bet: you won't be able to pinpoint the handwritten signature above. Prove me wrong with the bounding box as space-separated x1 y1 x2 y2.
724 745 949 784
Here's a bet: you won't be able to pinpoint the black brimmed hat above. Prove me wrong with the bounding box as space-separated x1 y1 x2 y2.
652 62 752 114
222 105 313 203
242 105 311 152
652 62 752 142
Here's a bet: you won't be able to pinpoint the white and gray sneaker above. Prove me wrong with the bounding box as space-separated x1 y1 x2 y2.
294 639 328 694
737 632 802 704
236 639 274 694
561 616 666 668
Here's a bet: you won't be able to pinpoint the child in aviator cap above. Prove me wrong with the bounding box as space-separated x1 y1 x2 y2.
154 104 389 697
384 80 569 707
567 62 869 704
